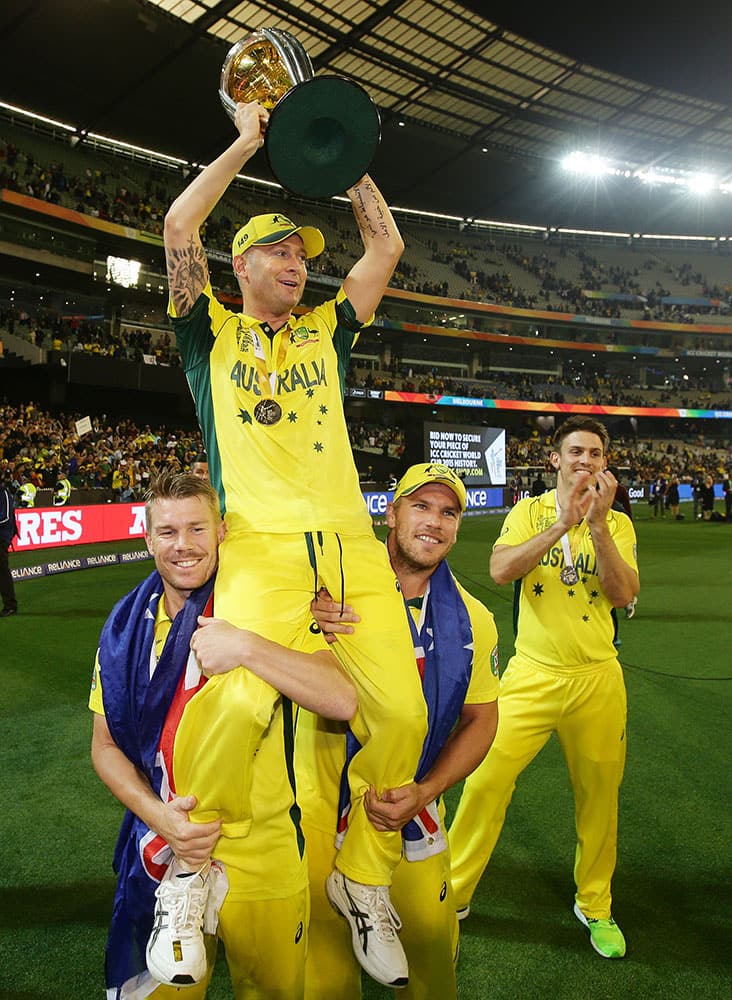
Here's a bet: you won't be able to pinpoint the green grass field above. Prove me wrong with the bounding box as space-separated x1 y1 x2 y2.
1 506 730 998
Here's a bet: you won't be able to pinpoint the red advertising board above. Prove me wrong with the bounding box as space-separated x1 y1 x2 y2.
14 502 146 551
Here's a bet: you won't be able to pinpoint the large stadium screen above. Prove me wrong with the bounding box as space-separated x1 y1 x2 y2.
424 421 506 486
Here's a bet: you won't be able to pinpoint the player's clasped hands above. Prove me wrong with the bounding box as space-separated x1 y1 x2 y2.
586 468 618 526
559 468 618 529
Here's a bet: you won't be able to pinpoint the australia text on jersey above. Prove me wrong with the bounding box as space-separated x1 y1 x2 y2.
540 546 599 576
230 359 327 396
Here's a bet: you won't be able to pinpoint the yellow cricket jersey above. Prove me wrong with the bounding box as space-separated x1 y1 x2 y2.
448 580 499 704
88 598 172 714
170 284 372 536
296 575 500 835
495 489 638 669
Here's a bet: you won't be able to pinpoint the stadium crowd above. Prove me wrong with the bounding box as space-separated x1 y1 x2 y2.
1 131 731 516
0 139 168 236
0 402 203 500
3 131 732 326
1 402 729 509
0 402 410 502
504 430 731 488
0 303 179 365
5 298 730 414
346 418 407 461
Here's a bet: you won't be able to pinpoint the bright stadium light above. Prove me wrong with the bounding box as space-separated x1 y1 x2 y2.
634 168 677 187
635 165 727 196
686 172 715 194
562 151 613 177
106 256 141 289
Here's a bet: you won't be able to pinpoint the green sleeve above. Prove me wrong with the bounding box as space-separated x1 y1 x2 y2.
333 295 362 398
170 289 215 373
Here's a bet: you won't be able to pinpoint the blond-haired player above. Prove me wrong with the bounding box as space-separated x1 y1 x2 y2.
90 472 356 998
161 99 428 988
298 463 499 999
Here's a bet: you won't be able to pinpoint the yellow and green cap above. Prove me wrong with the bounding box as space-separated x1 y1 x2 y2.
231 213 324 259
393 462 467 512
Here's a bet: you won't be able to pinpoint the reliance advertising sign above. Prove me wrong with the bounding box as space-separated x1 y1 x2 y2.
13 503 147 551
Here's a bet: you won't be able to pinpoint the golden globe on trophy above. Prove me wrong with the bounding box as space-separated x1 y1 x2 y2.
219 28 381 199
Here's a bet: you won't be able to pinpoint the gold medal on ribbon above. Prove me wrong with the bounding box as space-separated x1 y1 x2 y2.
253 399 282 425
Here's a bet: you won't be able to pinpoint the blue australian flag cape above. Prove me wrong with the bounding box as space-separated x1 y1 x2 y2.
337 558 474 861
98 569 214 998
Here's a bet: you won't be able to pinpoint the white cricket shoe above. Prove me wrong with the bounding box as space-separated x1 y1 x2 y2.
326 869 408 988
146 861 210 986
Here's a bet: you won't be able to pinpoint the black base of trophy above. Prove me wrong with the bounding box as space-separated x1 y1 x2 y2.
265 76 381 199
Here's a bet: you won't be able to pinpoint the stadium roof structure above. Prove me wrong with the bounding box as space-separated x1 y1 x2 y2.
3 0 732 236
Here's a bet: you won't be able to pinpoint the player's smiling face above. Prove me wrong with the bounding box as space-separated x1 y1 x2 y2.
145 496 224 616
235 234 308 319
387 483 461 572
551 431 606 492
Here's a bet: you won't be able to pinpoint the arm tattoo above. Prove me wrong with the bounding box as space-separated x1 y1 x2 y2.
166 237 208 315
351 180 390 241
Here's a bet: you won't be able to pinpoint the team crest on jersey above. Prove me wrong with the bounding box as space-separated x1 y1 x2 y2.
235 322 254 353
291 324 319 348
536 514 555 533
490 644 499 677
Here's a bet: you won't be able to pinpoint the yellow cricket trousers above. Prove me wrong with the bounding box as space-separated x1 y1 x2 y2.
303 822 458 1000
449 654 627 919
176 528 427 886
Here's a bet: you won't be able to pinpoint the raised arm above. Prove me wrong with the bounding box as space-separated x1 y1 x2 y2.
343 174 405 323
164 101 269 317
